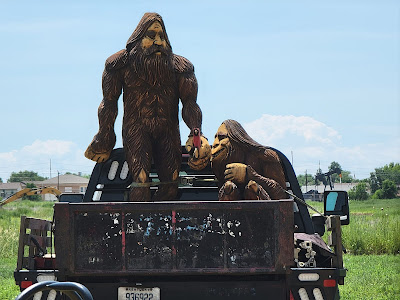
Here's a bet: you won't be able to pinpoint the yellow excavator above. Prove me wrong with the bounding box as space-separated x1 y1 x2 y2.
0 187 61 207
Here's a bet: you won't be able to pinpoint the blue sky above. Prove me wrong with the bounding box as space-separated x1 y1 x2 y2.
0 0 399 181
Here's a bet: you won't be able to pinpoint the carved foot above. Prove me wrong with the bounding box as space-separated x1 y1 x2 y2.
219 181 240 201
244 180 271 200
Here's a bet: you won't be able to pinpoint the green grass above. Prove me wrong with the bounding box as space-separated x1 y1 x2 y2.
340 255 400 300
0 199 399 299
308 198 400 255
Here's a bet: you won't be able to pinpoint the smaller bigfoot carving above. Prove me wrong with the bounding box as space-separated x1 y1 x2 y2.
211 120 288 201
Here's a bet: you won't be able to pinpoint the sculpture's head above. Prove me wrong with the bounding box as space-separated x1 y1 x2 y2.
140 21 168 56
126 13 174 85
126 13 172 55
211 123 232 166
211 120 266 178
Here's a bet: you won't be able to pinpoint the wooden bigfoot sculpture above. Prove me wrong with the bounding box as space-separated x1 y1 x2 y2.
85 13 211 201
211 120 288 201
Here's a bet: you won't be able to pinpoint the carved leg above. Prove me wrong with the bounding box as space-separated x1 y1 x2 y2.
152 127 181 201
124 125 152 202
244 180 271 200
218 181 240 201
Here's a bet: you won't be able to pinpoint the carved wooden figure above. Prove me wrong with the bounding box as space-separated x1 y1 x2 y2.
211 119 287 201
85 13 211 201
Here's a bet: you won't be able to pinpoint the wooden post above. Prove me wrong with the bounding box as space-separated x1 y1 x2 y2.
326 215 343 269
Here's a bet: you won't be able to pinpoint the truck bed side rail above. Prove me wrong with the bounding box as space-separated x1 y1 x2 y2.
16 216 53 271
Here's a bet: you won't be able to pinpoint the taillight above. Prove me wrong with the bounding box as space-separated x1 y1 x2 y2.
21 281 33 289
323 279 336 287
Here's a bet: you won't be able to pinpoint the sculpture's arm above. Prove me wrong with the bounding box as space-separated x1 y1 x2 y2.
224 151 287 199
178 69 211 170
84 69 122 162
246 165 287 200
179 70 202 131
250 150 287 199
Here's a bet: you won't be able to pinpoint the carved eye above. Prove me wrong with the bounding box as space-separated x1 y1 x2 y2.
146 31 156 39
218 134 227 140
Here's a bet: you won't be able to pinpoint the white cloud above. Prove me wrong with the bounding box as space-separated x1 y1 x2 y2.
0 140 95 182
244 115 400 179
244 114 341 146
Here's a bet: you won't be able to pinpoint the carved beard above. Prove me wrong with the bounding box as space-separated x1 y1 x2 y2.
129 43 175 86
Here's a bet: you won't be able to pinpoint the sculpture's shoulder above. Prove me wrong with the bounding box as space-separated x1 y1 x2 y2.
105 49 128 71
173 54 194 74
263 148 282 163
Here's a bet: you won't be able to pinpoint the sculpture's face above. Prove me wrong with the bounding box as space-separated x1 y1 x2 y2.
141 21 167 55
211 124 231 164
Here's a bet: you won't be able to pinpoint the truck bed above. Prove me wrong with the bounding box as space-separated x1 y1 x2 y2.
55 200 293 278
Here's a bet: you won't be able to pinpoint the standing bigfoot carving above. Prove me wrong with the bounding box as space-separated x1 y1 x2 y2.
85 13 211 201
211 120 288 201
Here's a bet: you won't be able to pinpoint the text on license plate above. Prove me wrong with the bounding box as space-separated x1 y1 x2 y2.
118 287 160 300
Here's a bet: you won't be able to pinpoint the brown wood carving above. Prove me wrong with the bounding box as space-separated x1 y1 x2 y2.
211 119 288 201
85 13 210 201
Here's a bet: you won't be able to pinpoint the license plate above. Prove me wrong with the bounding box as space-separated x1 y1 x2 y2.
118 287 160 300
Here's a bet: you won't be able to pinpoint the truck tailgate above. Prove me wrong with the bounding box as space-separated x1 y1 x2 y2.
54 200 293 278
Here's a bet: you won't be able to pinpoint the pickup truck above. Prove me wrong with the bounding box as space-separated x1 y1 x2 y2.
14 147 349 300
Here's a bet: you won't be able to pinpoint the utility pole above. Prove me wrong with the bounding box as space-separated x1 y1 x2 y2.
57 171 60 191
50 159 52 178
305 170 308 192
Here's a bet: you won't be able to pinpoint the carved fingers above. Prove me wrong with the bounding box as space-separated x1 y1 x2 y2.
224 163 247 184
84 147 112 163
186 135 211 170
84 131 116 163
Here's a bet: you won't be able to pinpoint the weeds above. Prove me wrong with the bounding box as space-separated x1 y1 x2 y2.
308 198 400 255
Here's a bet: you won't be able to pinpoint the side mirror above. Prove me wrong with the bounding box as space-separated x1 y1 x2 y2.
324 191 349 225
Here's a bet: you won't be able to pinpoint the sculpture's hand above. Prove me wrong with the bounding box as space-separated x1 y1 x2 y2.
185 135 211 170
224 163 248 184
84 131 116 163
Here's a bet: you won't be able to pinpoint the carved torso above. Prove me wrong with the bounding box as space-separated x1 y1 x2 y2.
122 67 180 132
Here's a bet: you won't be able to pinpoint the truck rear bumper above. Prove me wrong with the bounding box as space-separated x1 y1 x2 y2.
72 275 288 300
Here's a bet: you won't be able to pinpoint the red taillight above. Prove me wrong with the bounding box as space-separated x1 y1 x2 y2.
289 290 295 300
21 281 33 289
323 279 337 287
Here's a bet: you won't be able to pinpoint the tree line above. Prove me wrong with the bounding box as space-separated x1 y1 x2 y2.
297 162 399 200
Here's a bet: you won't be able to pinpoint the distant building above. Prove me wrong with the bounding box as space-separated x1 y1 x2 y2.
301 183 359 201
0 182 26 199
35 174 89 201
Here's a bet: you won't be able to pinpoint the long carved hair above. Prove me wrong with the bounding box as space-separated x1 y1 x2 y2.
222 119 266 153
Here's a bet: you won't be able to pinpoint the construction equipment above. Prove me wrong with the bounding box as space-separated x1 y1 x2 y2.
0 187 61 207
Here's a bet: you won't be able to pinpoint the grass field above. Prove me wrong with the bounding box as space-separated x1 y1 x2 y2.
0 198 399 299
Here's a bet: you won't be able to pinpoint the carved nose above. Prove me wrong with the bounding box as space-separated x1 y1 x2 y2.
153 37 162 45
